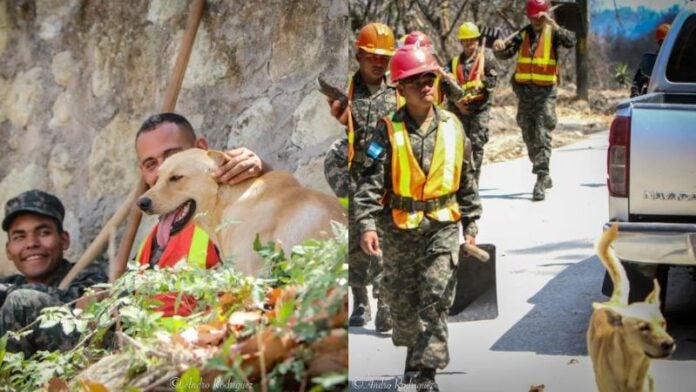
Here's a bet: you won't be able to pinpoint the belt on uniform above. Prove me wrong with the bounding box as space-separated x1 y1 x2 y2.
386 193 457 213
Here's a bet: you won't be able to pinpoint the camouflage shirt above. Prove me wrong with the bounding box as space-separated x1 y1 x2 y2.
442 48 500 113
353 106 482 236
349 71 399 169
494 24 576 85
0 259 107 306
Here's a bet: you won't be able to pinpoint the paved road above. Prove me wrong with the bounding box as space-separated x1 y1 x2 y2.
348 131 696 392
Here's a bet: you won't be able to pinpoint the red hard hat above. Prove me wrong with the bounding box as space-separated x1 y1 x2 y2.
404 31 432 47
390 44 439 83
526 0 549 18
655 23 671 44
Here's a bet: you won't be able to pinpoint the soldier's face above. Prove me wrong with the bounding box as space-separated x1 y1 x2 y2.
5 214 69 284
136 122 207 187
460 38 479 57
529 16 544 32
398 72 436 107
357 50 390 84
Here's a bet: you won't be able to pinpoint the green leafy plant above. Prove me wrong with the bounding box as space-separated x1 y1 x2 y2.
0 223 348 391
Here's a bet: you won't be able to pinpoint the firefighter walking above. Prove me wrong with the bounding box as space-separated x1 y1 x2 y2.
354 44 482 391
442 22 499 184
493 0 575 201
323 22 400 331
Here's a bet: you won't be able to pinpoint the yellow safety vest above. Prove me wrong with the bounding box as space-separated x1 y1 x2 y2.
514 25 557 86
451 51 485 102
385 114 464 229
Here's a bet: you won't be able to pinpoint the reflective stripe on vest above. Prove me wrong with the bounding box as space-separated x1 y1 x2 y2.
451 54 485 101
514 25 557 86
137 223 211 269
385 114 464 229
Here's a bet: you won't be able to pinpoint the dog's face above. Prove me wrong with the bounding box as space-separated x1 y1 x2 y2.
595 280 676 359
137 149 226 226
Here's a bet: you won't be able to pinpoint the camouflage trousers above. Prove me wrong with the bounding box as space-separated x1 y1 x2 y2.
0 289 80 357
380 217 459 370
513 83 558 175
349 200 383 296
457 110 490 184
325 137 384 295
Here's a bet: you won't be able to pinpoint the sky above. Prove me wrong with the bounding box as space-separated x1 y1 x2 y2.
591 0 687 11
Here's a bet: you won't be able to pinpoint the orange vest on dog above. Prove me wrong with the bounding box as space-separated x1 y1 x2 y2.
137 223 220 316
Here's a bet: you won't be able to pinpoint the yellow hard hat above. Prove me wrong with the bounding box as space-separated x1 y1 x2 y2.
457 22 481 40
356 22 396 56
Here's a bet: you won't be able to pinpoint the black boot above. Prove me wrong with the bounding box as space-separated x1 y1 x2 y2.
348 287 371 327
532 173 552 201
403 347 418 384
415 367 439 392
374 299 393 332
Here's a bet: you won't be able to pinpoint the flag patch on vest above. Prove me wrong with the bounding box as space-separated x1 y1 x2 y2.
366 140 385 159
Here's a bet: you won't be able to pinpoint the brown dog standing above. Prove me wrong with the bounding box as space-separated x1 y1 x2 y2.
587 223 676 392
137 148 347 276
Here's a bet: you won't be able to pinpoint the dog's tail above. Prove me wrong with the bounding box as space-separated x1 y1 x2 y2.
596 222 629 304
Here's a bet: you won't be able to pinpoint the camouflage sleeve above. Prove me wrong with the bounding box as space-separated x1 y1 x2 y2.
457 125 483 237
354 119 390 234
554 27 576 48
483 49 499 90
8 262 107 305
493 34 522 60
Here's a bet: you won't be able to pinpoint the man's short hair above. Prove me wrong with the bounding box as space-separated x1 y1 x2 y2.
135 113 196 144
3 190 65 232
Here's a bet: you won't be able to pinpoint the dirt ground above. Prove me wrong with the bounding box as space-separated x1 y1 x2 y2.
484 88 627 164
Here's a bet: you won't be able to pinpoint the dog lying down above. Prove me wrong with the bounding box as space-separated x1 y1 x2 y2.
587 223 675 392
137 148 347 276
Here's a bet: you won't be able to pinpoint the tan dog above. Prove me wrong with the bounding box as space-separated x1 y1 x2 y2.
137 148 346 276
587 223 675 392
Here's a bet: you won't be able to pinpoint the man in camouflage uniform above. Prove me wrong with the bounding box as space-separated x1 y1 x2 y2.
493 0 575 201
0 190 107 357
355 45 481 392
442 22 499 184
323 22 398 331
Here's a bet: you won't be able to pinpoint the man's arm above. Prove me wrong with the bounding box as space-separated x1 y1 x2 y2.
553 26 576 48
493 33 523 60
354 120 390 235
214 147 270 185
456 124 482 237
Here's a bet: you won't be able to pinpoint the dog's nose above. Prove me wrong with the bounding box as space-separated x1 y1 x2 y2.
137 197 152 212
662 340 676 352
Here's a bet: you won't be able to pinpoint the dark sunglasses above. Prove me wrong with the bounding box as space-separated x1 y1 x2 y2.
400 72 437 87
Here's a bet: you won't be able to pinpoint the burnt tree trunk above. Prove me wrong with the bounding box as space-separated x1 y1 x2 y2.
575 0 589 100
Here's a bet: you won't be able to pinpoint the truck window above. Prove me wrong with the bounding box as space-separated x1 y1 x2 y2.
666 14 696 83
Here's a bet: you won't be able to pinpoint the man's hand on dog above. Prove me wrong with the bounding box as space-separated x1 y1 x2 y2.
360 230 382 257
214 147 267 185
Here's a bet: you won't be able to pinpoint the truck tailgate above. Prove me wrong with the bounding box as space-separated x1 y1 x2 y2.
630 104 696 219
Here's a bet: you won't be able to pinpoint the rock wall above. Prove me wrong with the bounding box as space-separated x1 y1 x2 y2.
0 0 350 275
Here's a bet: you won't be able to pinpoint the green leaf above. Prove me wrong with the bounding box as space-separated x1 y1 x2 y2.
176 367 201 392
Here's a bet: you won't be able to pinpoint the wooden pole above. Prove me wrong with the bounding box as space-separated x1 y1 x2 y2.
59 0 206 289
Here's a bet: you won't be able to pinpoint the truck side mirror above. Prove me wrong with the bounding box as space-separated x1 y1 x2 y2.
639 53 657 77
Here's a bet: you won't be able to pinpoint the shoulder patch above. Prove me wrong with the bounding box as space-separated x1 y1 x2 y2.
366 140 385 159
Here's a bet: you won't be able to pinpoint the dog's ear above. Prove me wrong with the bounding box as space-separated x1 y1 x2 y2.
206 150 229 170
645 278 661 307
598 304 624 327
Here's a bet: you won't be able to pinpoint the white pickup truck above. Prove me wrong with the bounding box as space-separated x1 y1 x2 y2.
604 2 696 302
